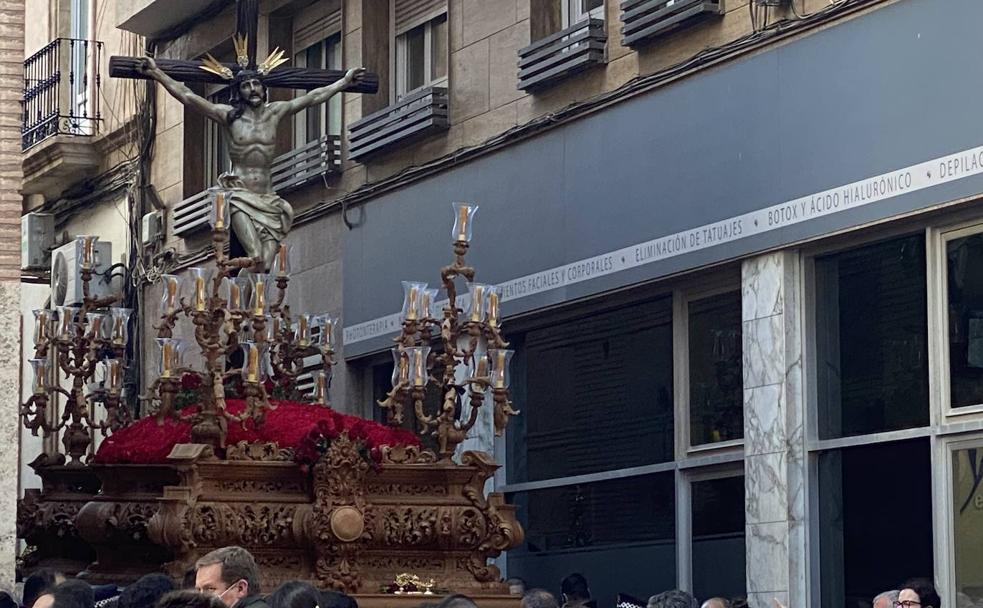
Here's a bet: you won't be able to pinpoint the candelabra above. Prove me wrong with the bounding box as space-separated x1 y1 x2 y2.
21 235 130 467
149 188 336 450
379 204 519 461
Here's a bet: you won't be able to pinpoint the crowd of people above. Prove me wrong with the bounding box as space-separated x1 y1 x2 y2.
0 546 943 608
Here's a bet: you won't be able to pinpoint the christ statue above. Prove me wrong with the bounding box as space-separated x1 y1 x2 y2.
138 52 366 270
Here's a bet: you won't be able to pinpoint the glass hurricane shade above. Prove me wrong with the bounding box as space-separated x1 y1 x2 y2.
32 309 53 344
250 274 270 316
451 203 478 243
207 188 232 230
156 338 183 378
29 358 49 394
406 346 431 388
401 281 428 322
56 305 80 339
272 243 292 278
160 274 183 313
75 235 99 270
188 268 212 312
109 308 132 346
488 349 514 389
240 341 269 384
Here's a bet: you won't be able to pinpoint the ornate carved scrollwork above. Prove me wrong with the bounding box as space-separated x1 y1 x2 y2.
459 451 524 583
226 441 294 462
310 433 371 593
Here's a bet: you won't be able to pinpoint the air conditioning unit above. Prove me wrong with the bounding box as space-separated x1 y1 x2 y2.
21 213 54 270
50 240 113 307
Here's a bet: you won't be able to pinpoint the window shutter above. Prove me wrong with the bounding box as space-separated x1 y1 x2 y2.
294 1 342 52
394 0 447 35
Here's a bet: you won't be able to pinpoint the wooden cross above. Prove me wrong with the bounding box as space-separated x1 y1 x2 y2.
109 0 378 94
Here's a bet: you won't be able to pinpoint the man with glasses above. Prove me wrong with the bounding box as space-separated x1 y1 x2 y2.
194 546 268 608
873 590 900 608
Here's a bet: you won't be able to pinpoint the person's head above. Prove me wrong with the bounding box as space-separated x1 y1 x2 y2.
24 569 65 608
701 599 731 608
647 590 699 608
155 591 226 608
182 569 198 591
506 578 527 596
898 579 940 608
521 589 559 608
319 591 357 608
873 590 900 608
41 581 93 608
195 546 262 607
118 575 175 608
435 595 478 608
560 574 590 603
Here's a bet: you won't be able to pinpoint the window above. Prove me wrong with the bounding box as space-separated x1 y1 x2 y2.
494 274 743 605
814 235 929 439
951 441 983 606
686 291 743 447
394 10 448 98
817 439 933 608
70 0 95 134
294 34 343 144
563 0 604 26
691 473 746 601
944 229 983 411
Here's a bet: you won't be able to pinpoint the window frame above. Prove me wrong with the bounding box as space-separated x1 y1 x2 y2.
562 0 605 27
293 32 344 147
393 11 449 100
481 265 744 593
929 219 983 419
801 214 983 608
673 278 745 457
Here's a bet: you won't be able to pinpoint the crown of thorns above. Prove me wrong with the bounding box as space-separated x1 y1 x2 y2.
199 34 288 80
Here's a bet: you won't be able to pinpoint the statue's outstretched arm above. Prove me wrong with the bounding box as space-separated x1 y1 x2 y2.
277 67 367 117
138 56 231 124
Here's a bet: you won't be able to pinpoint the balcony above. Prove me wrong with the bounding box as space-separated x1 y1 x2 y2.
620 0 723 47
22 38 104 198
347 87 449 162
517 19 607 92
173 135 342 238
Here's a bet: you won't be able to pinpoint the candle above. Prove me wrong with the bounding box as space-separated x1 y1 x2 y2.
213 191 227 230
106 359 122 392
76 235 97 270
33 309 50 345
412 350 426 387
313 371 328 404
476 356 489 378
298 315 311 348
246 344 259 383
275 244 289 277
399 356 409 383
86 313 105 339
408 286 418 320
194 276 206 311
29 359 48 394
270 315 282 341
162 275 179 314
469 284 486 322
456 205 469 241
58 306 78 339
228 280 241 309
110 308 132 346
253 280 266 316
487 290 500 327
421 290 432 319
161 341 173 377
319 316 334 350
493 350 506 388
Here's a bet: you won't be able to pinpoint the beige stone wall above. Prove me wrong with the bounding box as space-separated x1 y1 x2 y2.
2 0 24 587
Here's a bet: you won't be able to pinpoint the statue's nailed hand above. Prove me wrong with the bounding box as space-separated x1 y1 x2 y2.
343 67 368 86
138 55 158 76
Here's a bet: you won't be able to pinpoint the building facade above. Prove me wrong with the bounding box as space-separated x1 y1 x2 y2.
18 0 983 606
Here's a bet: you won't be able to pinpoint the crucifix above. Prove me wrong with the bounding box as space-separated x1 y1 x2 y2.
110 0 379 271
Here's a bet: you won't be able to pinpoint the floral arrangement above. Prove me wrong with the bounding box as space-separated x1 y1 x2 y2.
293 410 419 472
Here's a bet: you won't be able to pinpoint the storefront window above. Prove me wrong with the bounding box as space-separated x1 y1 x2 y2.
815 235 929 439
691 475 746 601
508 473 676 605
688 291 743 446
953 445 983 605
507 297 674 483
818 439 933 608
946 233 983 409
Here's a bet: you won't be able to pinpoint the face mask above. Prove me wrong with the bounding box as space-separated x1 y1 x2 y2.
216 580 246 600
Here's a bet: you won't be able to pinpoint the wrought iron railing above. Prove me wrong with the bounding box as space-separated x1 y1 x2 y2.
22 37 103 151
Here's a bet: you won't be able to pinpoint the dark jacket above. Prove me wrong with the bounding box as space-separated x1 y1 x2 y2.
236 595 270 608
